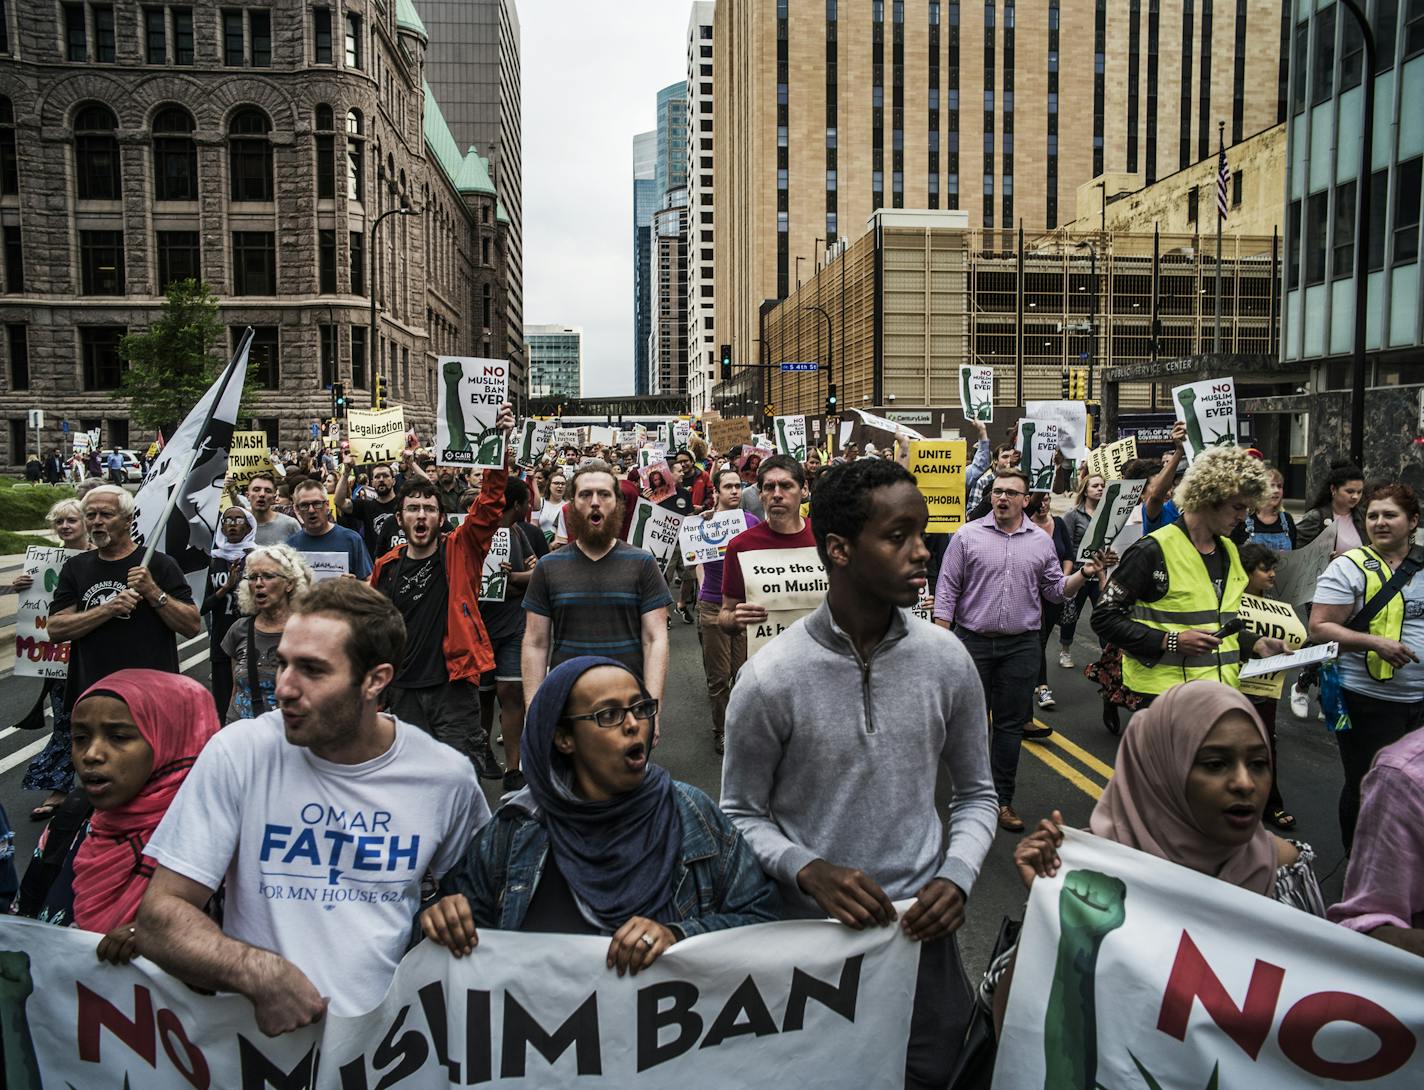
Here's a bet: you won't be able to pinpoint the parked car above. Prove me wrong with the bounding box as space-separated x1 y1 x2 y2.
116 450 144 482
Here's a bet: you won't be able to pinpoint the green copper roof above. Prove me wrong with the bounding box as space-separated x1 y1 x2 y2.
496 199 510 224
424 80 497 197
455 148 496 196
396 0 428 40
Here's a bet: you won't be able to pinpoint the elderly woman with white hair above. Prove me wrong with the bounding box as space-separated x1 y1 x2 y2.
219 544 315 723
1090 445 1293 707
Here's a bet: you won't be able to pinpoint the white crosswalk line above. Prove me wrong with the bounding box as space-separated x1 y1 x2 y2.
0 735 50 776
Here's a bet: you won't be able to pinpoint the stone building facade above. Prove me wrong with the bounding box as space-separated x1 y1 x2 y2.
0 0 511 461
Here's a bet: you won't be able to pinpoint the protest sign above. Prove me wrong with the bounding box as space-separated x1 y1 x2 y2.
2 905 917 1090
1084 436 1138 481
908 440 968 533
588 425 617 448
638 445 668 469
1024 399 1089 460
740 546 828 656
1237 594 1308 699
518 418 557 464
346 406 406 465
673 420 692 450
13 545 80 679
910 589 935 624
1075 479 1150 562
1271 522 1338 608
993 829 1423 1090
1171 376 1237 463
640 461 677 504
958 364 995 422
225 431 272 488
304 552 350 582
773 414 808 460
678 509 749 566
1017 418 1062 492
618 428 639 447
838 408 924 454
554 427 583 451
733 443 773 474
708 416 752 452
479 527 512 602
626 498 685 565
434 356 507 469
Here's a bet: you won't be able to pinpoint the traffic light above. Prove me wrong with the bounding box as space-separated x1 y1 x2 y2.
720 344 732 381
372 374 388 409
825 383 838 417
331 381 347 419
1067 367 1088 400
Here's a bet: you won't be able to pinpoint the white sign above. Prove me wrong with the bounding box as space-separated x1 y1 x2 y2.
994 830 1424 1090
1238 641 1339 679
554 427 583 451
773 415 808 460
434 356 508 469
26 408 43 430
740 546 828 656
1024 399 1089 461
1017 418 1062 492
1171 376 1238 463
518 419 557 464
625 498 685 565
1075 479 1150 562
304 551 350 582
958 365 995 422
13 546 80 679
673 420 692 450
1 909 919 1090
480 527 512 602
678 509 749 566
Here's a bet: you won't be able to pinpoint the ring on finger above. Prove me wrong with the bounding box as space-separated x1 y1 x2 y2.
639 933 655 948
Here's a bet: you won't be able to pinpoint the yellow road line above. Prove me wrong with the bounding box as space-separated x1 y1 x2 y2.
1036 719 1116 780
1021 741 1105 800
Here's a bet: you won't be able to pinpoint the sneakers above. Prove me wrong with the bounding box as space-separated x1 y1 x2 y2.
1058 649 1075 669
471 747 504 781
998 805 1025 832
502 769 526 793
678 604 695 624
1023 724 1054 741
1035 685 1056 710
713 729 725 756
1289 686 1310 719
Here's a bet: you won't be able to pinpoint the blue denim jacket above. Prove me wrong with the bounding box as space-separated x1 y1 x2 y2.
439 781 782 939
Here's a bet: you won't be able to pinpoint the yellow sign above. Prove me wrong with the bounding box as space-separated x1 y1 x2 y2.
347 406 406 464
1084 437 1139 481
226 431 272 488
908 440 968 534
1238 594 1308 700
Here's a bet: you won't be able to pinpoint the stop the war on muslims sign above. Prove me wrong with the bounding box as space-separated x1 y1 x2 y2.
740 546 828 656
1 912 919 1090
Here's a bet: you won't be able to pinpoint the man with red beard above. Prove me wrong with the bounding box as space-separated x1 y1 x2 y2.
522 461 671 717
368 405 514 779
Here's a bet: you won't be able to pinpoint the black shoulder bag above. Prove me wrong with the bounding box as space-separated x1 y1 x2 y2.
246 617 270 715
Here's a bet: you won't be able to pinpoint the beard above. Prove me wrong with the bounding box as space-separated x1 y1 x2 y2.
566 500 623 550
282 678 366 752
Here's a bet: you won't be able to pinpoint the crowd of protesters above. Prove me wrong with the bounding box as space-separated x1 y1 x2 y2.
3 400 1421 1087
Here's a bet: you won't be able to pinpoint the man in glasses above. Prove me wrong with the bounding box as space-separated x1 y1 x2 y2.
718 455 815 636
933 466 1103 832
285 478 373 579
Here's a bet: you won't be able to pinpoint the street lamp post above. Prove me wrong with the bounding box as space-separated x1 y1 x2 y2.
1337 0 1376 468
1074 239 1099 401
807 303 834 423
369 195 414 397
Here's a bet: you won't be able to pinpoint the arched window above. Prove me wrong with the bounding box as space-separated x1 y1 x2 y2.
314 104 335 199
74 103 121 200
315 104 334 130
345 108 363 202
152 107 197 201
0 97 16 196
228 107 272 201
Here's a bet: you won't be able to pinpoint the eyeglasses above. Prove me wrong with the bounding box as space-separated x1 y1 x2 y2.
295 500 327 511
244 571 285 583
990 488 1027 498
562 698 659 729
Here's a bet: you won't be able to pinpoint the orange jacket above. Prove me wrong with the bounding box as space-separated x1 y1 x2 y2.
370 465 507 683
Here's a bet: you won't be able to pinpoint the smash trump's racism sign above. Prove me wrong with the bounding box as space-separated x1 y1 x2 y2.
2 911 917 1089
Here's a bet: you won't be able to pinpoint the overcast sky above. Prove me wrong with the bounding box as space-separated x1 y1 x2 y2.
520 3 692 397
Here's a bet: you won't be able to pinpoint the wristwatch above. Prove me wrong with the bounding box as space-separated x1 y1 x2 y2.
155 592 169 610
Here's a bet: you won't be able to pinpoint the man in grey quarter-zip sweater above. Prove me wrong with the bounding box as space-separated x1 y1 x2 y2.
721 458 998 1089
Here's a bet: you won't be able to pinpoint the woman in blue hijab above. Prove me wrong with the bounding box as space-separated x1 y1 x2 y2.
421 656 781 974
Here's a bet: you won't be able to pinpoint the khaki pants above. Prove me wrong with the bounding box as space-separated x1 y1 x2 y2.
697 600 746 735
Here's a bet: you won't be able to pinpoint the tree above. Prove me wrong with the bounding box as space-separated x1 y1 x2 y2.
119 279 259 436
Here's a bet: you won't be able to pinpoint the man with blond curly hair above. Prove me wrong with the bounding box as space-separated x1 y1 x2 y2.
1092 445 1291 703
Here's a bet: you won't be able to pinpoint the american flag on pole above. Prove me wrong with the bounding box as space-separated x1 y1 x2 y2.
1217 136 1231 221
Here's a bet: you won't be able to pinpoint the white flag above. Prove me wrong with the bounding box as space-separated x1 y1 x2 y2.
130 330 251 602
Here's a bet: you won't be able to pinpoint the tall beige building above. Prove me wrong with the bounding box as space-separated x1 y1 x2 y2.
714 0 1289 371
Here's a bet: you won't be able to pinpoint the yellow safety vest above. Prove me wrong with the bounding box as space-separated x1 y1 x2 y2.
1122 523 1248 696
1341 546 1406 681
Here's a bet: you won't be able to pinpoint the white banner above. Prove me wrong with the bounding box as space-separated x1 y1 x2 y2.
305 551 350 582
1171 376 1238 463
1 910 918 1090
626 498 685 565
959 365 995 422
679 509 749 566
131 332 251 604
740 546 827 656
13 545 80 679
773 415 808 460
480 527 512 602
1075 479 1150 562
1024 399 1089 461
435 356 508 469
994 830 1424 1090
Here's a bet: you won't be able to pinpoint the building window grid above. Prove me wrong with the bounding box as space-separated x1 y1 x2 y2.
152 107 197 201
1128 0 1141 174
6 324 28 390
1002 0 1014 225
74 104 122 201
1146 0 1160 184
776 3 789 297
0 97 17 196
983 0 995 228
1046 0 1058 226
1180 0 1194 169
1094 0 1106 176
313 7 332 64
891 0 904 209
1232 0 1249 140
2 224 21 293
80 229 125 295
81 326 126 390
231 230 275 295
949 2 960 207
1198 0 1213 161
156 230 199 290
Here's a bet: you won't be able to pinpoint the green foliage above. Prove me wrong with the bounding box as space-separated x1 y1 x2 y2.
119 280 260 435
0 482 77 531
0 530 60 554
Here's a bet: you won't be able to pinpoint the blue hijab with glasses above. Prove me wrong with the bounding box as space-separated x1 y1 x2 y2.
521 656 682 930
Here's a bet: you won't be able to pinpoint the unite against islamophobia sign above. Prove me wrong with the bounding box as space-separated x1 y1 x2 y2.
992 830 1423 1090
1 911 919 1089
434 356 508 470
908 440 968 534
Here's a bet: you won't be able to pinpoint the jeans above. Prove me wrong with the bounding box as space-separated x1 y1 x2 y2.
904 933 973 1089
1037 601 1064 688
1337 689 1424 850
1058 578 1101 646
697 600 745 735
386 679 483 757
955 627 1040 807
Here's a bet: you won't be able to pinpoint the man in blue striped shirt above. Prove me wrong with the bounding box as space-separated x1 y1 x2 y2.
522 461 671 722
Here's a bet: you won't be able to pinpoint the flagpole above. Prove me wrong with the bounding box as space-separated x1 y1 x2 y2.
140 326 254 570
1214 122 1224 355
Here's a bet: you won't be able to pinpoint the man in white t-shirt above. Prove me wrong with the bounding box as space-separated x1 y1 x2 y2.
137 579 488 1032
